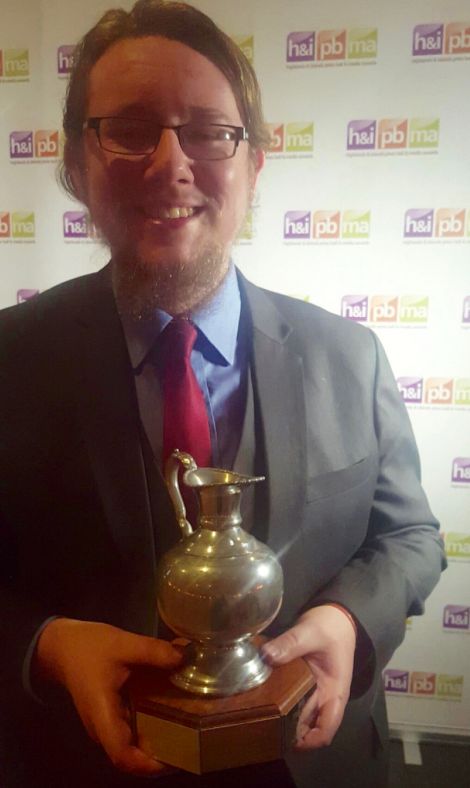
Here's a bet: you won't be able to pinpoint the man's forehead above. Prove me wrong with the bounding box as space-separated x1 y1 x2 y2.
87 35 241 119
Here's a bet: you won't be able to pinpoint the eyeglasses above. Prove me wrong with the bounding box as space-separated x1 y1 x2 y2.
83 117 249 160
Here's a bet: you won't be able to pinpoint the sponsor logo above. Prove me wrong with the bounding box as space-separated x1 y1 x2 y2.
232 35 253 63
342 210 370 239
284 211 311 240
57 45 75 75
397 377 423 404
452 457 470 484
455 379 470 406
404 208 470 242
413 22 470 59
443 605 470 631
413 24 444 56
463 296 470 324
315 210 371 240
378 118 408 149
397 379 470 408
384 669 409 693
287 32 315 63
63 211 96 241
17 289 39 303
342 296 428 326
347 120 376 150
0 211 35 240
267 122 314 157
425 377 453 405
410 672 436 696
404 209 434 238
341 295 369 322
445 533 470 559
286 28 377 65
313 210 341 240
385 668 464 699
437 674 464 700
9 130 60 162
0 48 29 80
436 208 466 237
317 29 347 61
284 212 371 241
348 118 439 153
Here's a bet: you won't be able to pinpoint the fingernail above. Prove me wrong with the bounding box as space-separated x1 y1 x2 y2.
261 643 280 662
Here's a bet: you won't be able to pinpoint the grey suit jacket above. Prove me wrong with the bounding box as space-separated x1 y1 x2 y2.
0 266 444 787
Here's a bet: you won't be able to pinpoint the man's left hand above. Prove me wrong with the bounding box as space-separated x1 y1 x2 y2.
261 605 356 750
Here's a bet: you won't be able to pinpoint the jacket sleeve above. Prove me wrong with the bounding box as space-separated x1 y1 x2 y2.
311 332 445 693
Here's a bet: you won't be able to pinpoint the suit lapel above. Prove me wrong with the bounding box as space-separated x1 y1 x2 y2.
239 275 307 556
71 268 156 616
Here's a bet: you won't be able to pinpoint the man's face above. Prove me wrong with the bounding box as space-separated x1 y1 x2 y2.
74 36 264 315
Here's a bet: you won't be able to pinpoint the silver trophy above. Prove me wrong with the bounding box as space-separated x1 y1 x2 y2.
157 450 284 696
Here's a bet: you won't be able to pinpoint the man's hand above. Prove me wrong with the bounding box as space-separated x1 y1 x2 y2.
261 605 356 750
33 618 183 776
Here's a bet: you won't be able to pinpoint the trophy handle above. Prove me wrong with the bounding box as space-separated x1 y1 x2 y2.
164 450 197 537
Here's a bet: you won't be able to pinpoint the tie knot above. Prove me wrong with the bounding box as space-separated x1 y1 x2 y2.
161 318 197 361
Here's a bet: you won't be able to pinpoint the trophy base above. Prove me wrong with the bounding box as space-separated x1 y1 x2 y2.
128 657 314 775
171 639 271 696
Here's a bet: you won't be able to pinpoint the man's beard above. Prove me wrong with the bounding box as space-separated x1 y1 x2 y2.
111 243 230 321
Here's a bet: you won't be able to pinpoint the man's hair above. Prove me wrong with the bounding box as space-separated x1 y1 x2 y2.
60 0 270 198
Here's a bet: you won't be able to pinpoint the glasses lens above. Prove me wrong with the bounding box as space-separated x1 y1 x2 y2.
180 124 237 160
100 118 156 154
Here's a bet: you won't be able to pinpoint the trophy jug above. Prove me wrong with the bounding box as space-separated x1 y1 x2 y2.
157 450 284 696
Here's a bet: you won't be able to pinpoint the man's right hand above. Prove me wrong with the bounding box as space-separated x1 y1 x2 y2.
33 618 183 776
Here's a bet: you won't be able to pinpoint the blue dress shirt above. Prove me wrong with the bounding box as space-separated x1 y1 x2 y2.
123 264 249 469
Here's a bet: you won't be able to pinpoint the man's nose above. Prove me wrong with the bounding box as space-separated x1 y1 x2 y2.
144 127 194 183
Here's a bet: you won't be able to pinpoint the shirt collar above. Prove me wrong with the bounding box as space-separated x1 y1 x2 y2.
120 264 241 371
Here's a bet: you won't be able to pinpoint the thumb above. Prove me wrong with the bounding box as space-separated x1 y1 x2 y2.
261 624 313 665
123 635 184 670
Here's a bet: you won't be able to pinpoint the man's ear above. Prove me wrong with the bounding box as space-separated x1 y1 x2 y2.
252 148 265 183
249 148 265 202
64 145 88 204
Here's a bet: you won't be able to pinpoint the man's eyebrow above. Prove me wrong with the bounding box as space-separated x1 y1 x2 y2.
105 104 236 123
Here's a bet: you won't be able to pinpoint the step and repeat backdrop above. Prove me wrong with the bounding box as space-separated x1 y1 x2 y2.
1 0 469 740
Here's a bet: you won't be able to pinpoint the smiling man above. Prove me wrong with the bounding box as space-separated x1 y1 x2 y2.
0 2 444 788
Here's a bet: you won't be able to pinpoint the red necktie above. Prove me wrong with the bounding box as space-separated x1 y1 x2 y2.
161 318 212 470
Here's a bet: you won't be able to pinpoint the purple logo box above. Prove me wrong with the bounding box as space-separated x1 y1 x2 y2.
347 120 376 151
63 211 89 238
413 24 444 56
286 31 315 63
443 605 470 630
396 377 423 404
284 211 311 239
452 457 470 483
17 289 39 303
404 209 434 238
463 296 470 323
384 669 409 693
57 45 75 75
341 295 368 322
10 131 33 159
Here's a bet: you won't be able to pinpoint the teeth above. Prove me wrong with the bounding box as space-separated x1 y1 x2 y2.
158 206 195 219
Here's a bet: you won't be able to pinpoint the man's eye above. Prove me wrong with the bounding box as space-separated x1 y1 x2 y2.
186 126 234 143
105 122 152 146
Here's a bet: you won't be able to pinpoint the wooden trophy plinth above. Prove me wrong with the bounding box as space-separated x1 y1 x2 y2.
128 657 314 775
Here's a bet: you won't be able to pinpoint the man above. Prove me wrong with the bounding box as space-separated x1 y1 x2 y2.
0 2 444 787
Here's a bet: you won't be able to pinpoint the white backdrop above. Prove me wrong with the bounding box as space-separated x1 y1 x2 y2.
1 0 469 740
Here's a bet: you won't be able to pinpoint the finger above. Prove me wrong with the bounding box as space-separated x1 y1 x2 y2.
295 694 346 750
261 622 317 665
92 689 166 775
121 635 184 670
